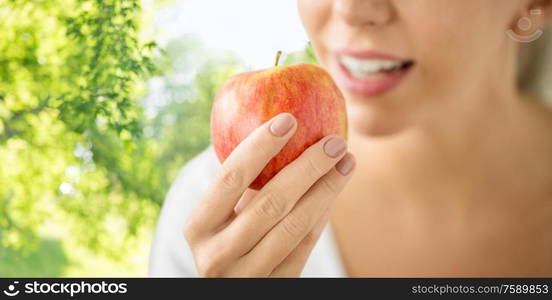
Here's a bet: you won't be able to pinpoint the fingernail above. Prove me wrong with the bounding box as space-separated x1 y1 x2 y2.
269 113 295 137
336 153 355 176
324 137 347 158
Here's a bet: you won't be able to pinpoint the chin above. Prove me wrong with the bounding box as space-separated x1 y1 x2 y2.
348 104 409 138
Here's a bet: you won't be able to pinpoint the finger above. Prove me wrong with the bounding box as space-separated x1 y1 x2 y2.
219 135 348 256
213 188 259 232
237 153 356 274
269 199 336 277
234 189 259 215
185 113 297 238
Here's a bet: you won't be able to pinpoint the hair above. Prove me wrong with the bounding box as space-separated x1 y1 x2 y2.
518 26 552 104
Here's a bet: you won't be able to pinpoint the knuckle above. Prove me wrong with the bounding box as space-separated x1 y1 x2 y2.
249 135 272 156
196 255 223 278
198 265 219 278
182 219 200 244
195 245 230 278
218 165 243 190
301 154 327 181
302 230 319 245
318 176 340 195
255 191 286 219
282 213 310 238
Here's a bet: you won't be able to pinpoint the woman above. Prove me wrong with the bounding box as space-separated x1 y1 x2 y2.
149 0 552 277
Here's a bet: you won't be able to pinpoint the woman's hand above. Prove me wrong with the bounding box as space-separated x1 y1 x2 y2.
183 113 356 277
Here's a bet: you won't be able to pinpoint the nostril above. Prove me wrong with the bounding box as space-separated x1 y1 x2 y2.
365 20 378 27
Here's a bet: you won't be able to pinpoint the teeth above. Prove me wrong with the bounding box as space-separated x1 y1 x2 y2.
339 55 407 78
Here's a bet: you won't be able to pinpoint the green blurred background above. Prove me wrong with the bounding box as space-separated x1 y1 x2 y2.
0 0 315 276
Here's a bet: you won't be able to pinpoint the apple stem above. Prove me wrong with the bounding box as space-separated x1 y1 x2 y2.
274 51 283 67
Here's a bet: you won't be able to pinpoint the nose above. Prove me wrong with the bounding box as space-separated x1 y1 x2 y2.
334 0 394 27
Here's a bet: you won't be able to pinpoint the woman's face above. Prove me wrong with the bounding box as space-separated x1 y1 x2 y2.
298 0 541 136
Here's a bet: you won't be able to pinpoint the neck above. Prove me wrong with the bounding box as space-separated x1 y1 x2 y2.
348 89 552 211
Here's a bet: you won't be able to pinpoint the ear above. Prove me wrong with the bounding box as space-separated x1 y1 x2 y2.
529 0 552 27
544 1 552 23
508 0 551 41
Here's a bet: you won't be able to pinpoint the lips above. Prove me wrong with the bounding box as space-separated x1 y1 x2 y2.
333 50 415 97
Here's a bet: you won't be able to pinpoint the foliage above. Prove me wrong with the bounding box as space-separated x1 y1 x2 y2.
0 0 316 275
0 0 158 275
284 43 318 65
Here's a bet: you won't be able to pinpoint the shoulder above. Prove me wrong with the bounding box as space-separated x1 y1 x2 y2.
148 145 220 277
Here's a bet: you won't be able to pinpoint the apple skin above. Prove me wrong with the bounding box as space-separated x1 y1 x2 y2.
210 63 348 190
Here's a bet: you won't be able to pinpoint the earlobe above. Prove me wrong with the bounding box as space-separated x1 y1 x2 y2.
530 0 552 24
543 2 552 23
507 0 550 42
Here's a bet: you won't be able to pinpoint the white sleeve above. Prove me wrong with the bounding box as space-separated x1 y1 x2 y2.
148 145 220 277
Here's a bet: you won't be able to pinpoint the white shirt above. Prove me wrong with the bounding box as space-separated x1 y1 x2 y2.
148 145 346 277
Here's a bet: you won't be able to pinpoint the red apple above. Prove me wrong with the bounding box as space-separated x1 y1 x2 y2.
211 54 348 190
